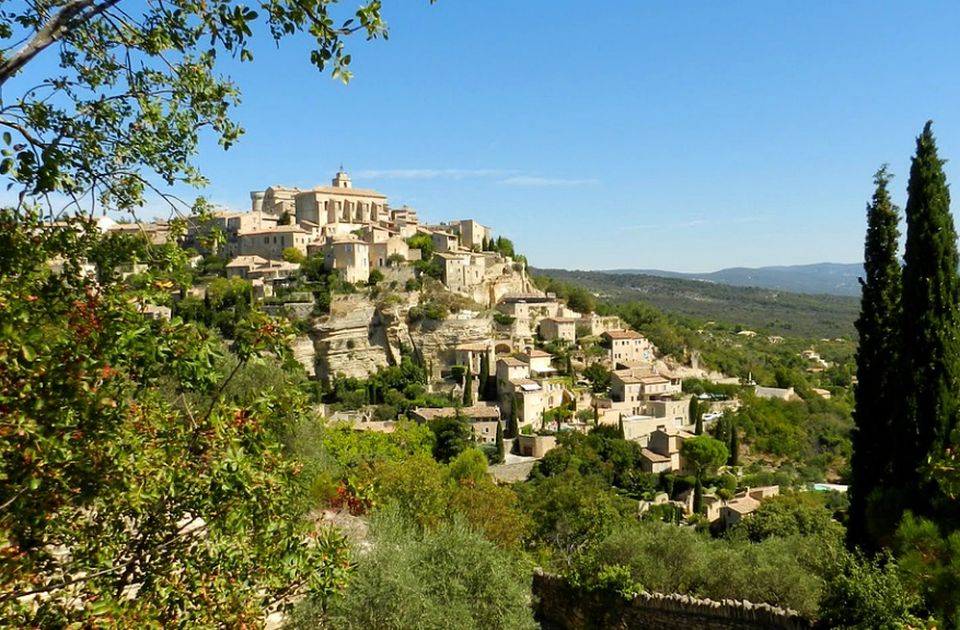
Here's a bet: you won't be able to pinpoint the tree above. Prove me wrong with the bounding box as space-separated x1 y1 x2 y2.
690 397 703 435
728 419 739 466
617 415 625 439
583 362 611 393
680 435 728 515
849 165 903 552
289 509 537 630
282 246 306 264
0 0 392 216
508 396 519 438
463 364 473 406
496 420 505 464
899 121 960 524
0 215 352 625
479 352 490 401
367 267 384 285
428 416 473 463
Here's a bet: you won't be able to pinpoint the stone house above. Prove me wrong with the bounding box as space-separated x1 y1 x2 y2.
516 433 557 458
225 255 300 282
449 219 492 250
431 230 460 254
324 236 370 284
639 427 695 473
518 349 555 376
508 379 546 427
238 224 311 260
754 385 800 401
496 357 530 396
638 374 682 400
409 405 502 445
602 329 654 365
454 342 495 379
435 251 485 292
540 317 578 343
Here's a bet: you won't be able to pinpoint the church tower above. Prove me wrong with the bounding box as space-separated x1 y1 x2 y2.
331 167 352 189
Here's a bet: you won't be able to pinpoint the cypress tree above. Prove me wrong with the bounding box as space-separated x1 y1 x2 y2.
849 165 903 552
728 420 739 467
900 121 960 520
496 421 505 463
463 365 473 406
690 397 702 435
508 396 519 438
693 477 703 516
617 415 625 439
479 353 489 401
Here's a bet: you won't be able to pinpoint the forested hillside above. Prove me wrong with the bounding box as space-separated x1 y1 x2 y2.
533 268 858 339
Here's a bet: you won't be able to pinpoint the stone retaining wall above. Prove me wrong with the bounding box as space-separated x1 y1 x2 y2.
533 572 812 630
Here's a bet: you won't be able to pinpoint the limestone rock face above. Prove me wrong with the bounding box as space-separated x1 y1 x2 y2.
290 335 316 377
408 315 495 380
313 295 391 381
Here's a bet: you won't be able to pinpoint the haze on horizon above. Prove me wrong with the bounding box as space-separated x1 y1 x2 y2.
167 1 959 273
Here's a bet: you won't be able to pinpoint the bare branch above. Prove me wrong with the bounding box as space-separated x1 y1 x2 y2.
0 0 124 86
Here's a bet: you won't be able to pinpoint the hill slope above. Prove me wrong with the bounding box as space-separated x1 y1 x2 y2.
533 268 859 338
604 262 863 297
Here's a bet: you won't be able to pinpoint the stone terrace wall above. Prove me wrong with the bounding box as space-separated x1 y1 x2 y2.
533 572 812 630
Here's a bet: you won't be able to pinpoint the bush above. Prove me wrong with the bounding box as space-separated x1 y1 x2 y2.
289 509 537 630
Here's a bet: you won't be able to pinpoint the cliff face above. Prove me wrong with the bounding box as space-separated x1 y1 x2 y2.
313 295 392 381
310 265 540 382
408 315 495 380
311 292 500 382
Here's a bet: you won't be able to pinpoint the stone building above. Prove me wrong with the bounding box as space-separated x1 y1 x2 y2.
449 219 492 250
293 170 389 226
324 236 370 284
238 224 311 260
602 329 655 365
540 317 578 343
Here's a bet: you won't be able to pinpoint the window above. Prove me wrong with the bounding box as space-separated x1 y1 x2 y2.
263 237 269 243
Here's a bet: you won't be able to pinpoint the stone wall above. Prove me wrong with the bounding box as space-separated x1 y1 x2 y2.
533 573 812 630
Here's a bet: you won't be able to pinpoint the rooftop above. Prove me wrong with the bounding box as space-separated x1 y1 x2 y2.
602 330 644 340
412 405 501 420
498 357 528 368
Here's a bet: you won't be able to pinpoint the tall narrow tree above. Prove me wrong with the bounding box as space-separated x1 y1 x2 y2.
849 166 903 551
690 397 702 435
463 365 474 406
495 421 505 463
728 419 740 467
479 352 489 401
900 121 960 521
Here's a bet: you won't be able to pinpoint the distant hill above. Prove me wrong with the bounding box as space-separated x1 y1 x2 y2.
603 263 863 297
531 268 859 339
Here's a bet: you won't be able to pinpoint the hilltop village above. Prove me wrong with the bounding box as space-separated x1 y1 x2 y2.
87 169 795 527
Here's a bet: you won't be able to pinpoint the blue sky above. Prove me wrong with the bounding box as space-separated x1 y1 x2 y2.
186 1 960 271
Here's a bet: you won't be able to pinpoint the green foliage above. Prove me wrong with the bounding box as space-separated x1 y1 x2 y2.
405 233 435 259
534 268 859 340
367 267 384 285
282 246 306 264
0 0 390 213
494 310 516 326
569 519 834 618
900 122 960 525
680 435 728 477
290 509 536 630
727 493 845 542
496 420 506 463
448 448 489 484
428 416 474 463
724 394 852 482
819 552 922 630
0 214 351 626
849 165 903 552
515 470 633 570
895 512 960 626
583 361 611 393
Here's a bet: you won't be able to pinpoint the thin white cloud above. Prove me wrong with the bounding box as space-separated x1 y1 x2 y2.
353 168 517 180
498 176 599 188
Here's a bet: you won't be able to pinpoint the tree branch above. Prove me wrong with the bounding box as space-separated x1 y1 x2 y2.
0 0 124 86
